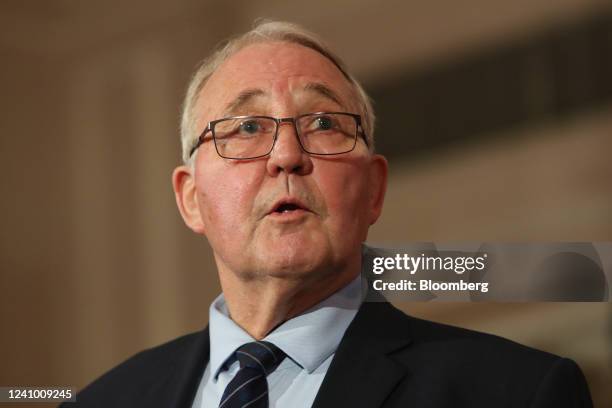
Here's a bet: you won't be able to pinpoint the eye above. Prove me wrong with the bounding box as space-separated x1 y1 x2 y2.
314 116 334 130
239 120 261 134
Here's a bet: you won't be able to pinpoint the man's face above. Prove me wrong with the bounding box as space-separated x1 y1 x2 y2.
174 41 387 282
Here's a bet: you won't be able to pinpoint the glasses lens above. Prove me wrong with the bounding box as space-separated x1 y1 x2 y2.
296 113 357 154
213 117 276 159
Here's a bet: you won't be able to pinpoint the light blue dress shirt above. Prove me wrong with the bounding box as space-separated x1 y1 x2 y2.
191 274 364 408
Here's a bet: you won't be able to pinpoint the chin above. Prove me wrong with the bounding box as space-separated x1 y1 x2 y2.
254 243 333 281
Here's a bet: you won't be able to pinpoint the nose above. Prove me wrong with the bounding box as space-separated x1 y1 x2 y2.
266 120 313 176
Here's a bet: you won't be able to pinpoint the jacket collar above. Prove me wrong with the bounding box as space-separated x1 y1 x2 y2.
159 294 412 408
160 327 210 408
311 299 413 408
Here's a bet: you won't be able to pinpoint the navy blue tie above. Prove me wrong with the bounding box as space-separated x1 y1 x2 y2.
219 341 286 408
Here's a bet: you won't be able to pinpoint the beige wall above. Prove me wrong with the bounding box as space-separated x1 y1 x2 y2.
372 108 612 243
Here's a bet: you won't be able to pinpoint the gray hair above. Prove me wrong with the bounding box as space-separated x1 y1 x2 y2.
180 20 376 164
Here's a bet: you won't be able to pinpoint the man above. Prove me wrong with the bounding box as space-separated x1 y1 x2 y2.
67 21 593 407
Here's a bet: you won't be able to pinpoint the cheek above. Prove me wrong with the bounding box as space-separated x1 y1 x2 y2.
316 163 371 233
195 162 262 237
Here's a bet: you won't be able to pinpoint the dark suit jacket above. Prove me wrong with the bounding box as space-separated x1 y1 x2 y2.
64 300 593 407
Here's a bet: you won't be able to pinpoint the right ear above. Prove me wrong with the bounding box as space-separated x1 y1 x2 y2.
172 165 206 234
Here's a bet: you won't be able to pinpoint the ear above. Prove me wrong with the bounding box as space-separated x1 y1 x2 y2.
367 154 388 225
172 165 206 234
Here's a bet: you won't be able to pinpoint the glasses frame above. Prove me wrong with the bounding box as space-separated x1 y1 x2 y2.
189 111 368 160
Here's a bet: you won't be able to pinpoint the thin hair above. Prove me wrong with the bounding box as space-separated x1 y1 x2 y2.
180 20 376 164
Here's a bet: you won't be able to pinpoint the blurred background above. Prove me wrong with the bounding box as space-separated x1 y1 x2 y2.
1 0 611 406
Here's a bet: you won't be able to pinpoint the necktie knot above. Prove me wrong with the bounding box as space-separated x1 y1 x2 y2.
219 341 285 408
235 341 285 375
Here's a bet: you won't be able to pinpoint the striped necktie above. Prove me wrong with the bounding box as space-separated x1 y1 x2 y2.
219 341 286 408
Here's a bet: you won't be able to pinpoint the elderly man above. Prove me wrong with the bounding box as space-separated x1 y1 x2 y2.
69 21 592 408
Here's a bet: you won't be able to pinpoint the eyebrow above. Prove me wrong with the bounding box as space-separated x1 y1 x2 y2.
222 88 266 116
303 82 345 109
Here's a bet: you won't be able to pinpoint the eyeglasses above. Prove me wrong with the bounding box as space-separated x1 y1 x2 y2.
189 112 368 160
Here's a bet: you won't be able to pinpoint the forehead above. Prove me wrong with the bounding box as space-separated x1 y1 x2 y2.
195 41 355 122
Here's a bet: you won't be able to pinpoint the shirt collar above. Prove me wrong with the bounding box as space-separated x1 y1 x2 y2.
208 273 364 379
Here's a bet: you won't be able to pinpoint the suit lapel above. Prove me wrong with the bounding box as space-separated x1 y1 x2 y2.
149 327 210 408
311 301 412 408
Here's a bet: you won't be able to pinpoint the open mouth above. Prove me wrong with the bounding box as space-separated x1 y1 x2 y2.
267 198 311 217
274 203 303 213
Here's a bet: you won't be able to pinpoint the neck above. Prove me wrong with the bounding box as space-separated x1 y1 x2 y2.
218 263 359 340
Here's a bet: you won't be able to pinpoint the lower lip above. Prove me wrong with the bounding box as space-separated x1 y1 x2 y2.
266 209 311 222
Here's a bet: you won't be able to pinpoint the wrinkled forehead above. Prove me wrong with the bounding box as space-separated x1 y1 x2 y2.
194 41 357 127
